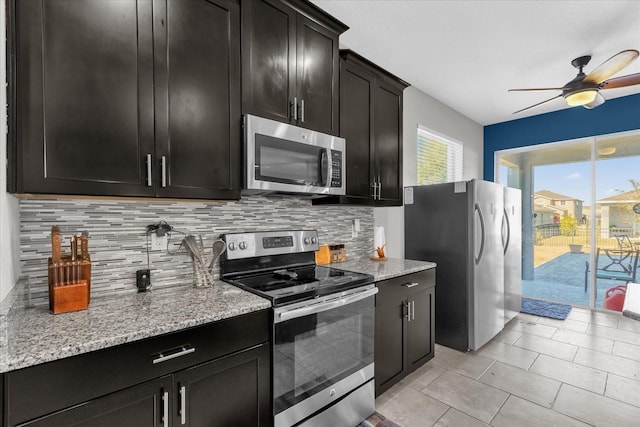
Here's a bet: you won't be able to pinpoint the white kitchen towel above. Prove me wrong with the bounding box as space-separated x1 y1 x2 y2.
374 226 385 252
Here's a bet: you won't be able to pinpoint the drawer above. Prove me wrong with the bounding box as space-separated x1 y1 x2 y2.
6 309 270 425
376 269 435 304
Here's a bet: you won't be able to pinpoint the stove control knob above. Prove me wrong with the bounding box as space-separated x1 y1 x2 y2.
239 241 247 250
303 237 311 245
227 242 236 251
311 237 317 244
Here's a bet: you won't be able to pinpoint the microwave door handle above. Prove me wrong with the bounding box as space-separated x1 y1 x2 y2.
276 287 378 323
319 149 329 186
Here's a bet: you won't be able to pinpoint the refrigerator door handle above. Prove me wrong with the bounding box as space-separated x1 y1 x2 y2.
502 208 511 255
474 203 485 265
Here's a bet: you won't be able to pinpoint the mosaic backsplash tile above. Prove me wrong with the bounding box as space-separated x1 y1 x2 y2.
19 195 374 305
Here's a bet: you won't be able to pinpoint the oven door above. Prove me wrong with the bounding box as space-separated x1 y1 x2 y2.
273 285 377 427
244 114 345 195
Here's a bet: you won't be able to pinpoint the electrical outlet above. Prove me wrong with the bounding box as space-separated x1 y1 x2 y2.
151 232 167 251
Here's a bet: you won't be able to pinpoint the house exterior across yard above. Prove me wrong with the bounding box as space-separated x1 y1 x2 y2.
597 189 640 237
534 190 584 225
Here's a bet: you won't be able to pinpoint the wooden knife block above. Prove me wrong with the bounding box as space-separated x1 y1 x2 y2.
48 257 91 314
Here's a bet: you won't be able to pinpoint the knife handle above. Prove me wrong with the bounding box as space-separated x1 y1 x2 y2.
51 226 62 263
80 234 89 259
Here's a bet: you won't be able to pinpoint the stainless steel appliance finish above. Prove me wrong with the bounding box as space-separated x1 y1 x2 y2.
405 180 520 351
503 186 523 324
224 229 319 260
277 369 375 427
220 230 375 427
243 114 346 196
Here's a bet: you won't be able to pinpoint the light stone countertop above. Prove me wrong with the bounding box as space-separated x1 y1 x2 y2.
330 257 436 282
0 280 271 373
0 258 434 373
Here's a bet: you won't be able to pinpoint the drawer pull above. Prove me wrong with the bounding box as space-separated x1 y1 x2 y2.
403 282 420 288
152 346 195 364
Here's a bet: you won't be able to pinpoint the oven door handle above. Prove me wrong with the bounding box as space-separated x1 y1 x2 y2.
276 287 378 323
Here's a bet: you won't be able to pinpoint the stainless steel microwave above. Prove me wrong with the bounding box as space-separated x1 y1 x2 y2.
243 115 345 196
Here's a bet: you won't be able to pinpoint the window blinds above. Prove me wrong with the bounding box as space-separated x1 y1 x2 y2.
417 127 463 185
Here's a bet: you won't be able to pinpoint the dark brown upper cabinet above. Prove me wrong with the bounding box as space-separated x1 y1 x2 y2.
9 0 241 200
241 0 347 136
314 50 409 207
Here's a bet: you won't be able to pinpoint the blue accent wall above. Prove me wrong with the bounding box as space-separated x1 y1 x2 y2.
483 93 640 181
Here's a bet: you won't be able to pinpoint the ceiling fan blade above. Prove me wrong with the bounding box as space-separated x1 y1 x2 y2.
584 49 639 84
600 72 640 89
584 92 605 109
512 94 563 114
508 87 564 92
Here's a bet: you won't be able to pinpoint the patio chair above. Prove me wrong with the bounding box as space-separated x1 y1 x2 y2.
584 248 639 299
614 234 640 250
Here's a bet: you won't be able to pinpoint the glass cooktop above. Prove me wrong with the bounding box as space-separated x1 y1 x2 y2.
226 265 373 306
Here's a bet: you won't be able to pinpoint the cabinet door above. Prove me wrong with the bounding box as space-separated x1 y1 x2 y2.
175 344 271 426
407 285 435 373
373 80 404 206
241 0 296 124
296 14 340 135
18 376 172 427
14 0 155 196
339 59 375 201
154 0 241 199
374 282 407 397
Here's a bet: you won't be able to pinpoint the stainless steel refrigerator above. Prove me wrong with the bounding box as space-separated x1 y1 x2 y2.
405 179 519 351
503 186 522 325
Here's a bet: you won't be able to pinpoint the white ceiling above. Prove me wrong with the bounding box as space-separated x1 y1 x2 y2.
310 0 640 126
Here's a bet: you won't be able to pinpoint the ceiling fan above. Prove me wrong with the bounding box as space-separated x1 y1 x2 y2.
509 49 640 114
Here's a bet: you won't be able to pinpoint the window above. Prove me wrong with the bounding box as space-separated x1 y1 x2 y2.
417 126 463 185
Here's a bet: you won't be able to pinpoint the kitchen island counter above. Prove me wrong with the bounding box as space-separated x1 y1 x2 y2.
332 257 436 282
0 280 270 373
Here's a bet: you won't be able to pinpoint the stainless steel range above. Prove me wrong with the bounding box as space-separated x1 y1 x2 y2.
220 230 376 427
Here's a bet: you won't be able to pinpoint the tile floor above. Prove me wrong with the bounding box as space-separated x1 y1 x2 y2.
375 307 640 427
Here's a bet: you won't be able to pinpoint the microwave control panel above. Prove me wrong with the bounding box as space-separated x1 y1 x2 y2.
330 150 342 188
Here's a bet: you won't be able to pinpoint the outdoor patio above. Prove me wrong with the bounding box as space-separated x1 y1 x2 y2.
523 251 633 310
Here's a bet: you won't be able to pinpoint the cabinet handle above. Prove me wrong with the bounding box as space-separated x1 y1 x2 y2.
146 154 152 187
152 346 195 364
371 181 377 200
162 391 169 427
403 282 420 288
300 99 305 122
180 385 187 425
291 96 298 121
161 156 167 188
377 175 382 200
411 300 415 321
405 301 410 322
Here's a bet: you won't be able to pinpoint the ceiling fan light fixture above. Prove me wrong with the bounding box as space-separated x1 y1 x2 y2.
596 147 616 156
565 89 598 106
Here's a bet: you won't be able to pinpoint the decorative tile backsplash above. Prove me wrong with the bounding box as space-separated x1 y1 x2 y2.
19 195 374 305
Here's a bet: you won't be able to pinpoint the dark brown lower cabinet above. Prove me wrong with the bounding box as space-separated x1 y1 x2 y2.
375 269 435 397
17 376 173 427
4 310 270 427
176 345 270 426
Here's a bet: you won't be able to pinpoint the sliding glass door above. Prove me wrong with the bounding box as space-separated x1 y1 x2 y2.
496 130 640 310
